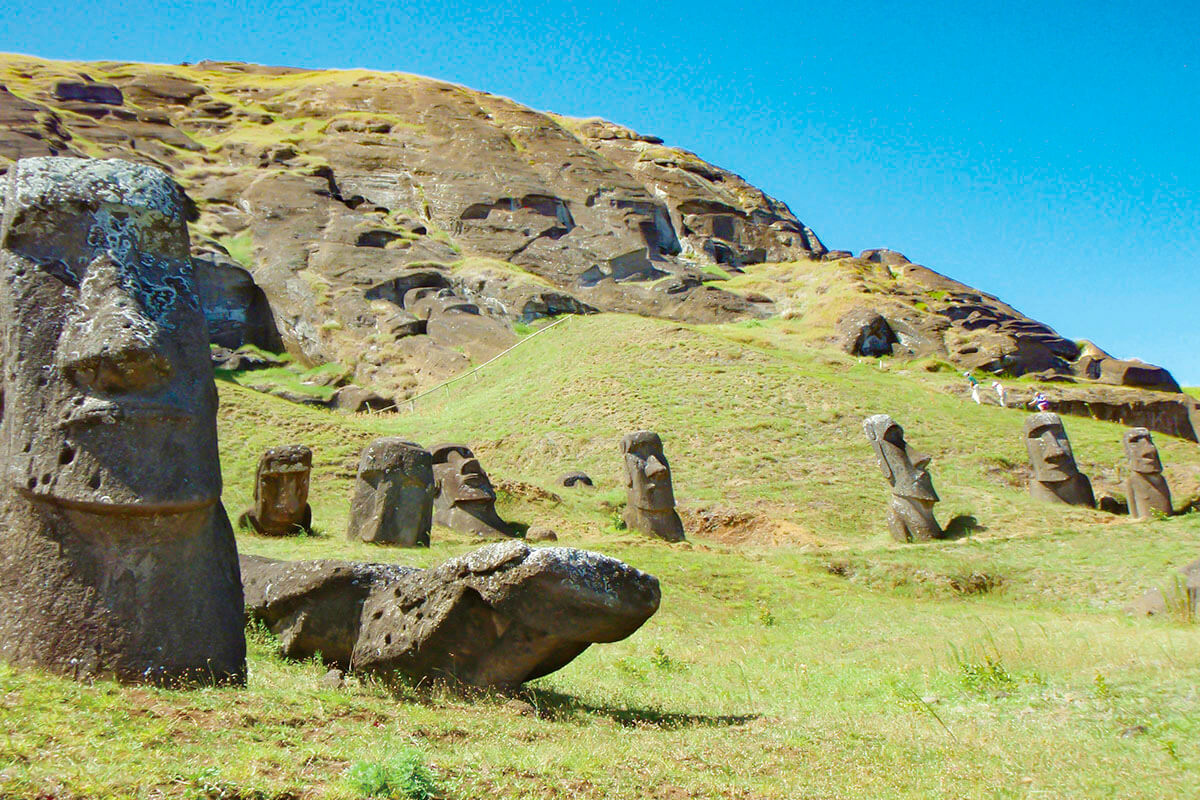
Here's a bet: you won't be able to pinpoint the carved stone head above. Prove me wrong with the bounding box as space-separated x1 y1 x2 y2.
0 157 220 511
347 438 433 546
862 414 938 502
0 157 244 684
620 431 684 541
621 431 677 511
251 445 312 535
1024 412 1081 483
430 443 511 537
1123 427 1162 475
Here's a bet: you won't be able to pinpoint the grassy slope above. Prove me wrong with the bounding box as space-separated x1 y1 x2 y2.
3 314 1200 799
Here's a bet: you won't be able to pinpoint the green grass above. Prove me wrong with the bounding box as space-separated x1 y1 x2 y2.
4 289 1200 799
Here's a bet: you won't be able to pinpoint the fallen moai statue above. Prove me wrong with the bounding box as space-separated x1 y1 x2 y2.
241 540 661 687
0 156 245 685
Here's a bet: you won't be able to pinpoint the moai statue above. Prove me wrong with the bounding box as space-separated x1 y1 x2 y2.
620 431 685 542
1123 427 1172 518
0 157 245 684
241 445 313 535
347 438 434 546
430 443 513 537
1023 412 1095 507
862 414 943 542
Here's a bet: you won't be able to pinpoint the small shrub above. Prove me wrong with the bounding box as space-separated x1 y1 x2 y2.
513 321 537 336
650 645 686 672
756 602 777 627
345 749 439 800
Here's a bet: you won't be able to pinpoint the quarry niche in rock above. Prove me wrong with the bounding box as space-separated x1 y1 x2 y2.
863 414 944 542
347 437 434 546
0 156 245 685
241 541 662 688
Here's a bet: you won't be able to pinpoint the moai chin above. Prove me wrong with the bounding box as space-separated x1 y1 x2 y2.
241 445 313 535
862 414 943 542
1123 427 1172 518
430 443 513 537
0 157 245 685
347 438 434 546
620 431 685 542
1023 412 1095 507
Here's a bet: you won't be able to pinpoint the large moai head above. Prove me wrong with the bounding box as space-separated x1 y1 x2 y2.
0 157 220 509
347 438 434 546
430 443 512 537
1123 427 1172 518
247 445 313 535
620 431 685 542
862 414 942 541
0 157 245 684
1023 412 1095 507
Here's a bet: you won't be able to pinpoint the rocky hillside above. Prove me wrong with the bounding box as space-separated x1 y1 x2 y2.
0 53 1180 398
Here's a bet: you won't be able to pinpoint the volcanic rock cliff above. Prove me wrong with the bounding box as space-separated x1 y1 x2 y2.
0 54 1180 399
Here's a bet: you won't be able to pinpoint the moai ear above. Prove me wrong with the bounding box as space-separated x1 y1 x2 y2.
623 455 634 488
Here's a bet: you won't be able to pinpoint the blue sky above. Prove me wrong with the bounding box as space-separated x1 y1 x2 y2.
3 0 1198 381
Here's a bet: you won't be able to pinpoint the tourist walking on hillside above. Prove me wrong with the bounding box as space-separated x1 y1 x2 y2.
993 381 1006 408
965 372 982 404
1030 391 1051 412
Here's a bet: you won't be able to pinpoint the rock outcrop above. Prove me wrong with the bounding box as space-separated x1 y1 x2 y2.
0 55 1180 397
241 541 661 687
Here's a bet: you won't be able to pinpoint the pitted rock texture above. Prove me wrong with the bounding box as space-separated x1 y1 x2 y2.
241 541 661 687
346 438 434 546
0 156 245 685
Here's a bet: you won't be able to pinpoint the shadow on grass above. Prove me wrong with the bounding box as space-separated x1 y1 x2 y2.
944 515 985 539
519 686 759 729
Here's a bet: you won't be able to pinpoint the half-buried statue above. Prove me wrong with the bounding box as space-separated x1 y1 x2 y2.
1123 427 1172 518
862 414 943 542
240 445 313 535
346 438 434 546
431 443 513 537
1023 412 1095 507
620 431 685 542
0 157 245 684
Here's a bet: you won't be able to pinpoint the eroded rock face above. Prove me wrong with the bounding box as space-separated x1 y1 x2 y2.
431 443 513 537
241 541 661 687
241 445 313 535
1123 428 1172 518
620 431 685 542
347 438 434 546
1023 413 1095 507
0 157 245 685
863 415 943 542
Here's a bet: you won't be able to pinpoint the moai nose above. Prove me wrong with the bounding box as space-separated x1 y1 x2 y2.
58 254 172 395
645 456 669 480
908 447 931 470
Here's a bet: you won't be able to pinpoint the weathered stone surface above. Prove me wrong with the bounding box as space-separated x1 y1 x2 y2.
863 415 944 542
431 443 514 537
241 541 661 687
346 438 433 546
620 431 685 542
193 250 280 350
1074 342 1180 392
54 81 123 105
1023 413 1095 507
241 445 313 535
0 157 245 684
837 308 897 357
526 525 559 542
1123 428 1173 518
327 384 393 413
557 471 594 488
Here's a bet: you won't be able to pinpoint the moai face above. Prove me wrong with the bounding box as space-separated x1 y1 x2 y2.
1024 413 1081 483
1123 428 1162 475
430 443 510 537
0 158 220 512
621 431 677 512
347 438 433 546
862 415 938 502
254 446 312 532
